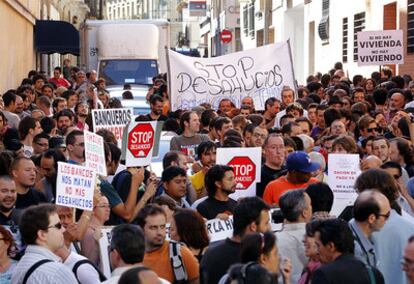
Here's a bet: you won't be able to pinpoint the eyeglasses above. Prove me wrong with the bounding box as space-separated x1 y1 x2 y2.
48 223 63 230
367 127 380 133
253 133 267 139
377 211 391 220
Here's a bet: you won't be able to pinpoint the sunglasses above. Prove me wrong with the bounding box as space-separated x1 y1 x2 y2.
367 127 380 133
48 223 63 230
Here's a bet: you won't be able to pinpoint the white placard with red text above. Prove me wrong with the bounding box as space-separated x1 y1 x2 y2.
92 108 133 147
216 147 262 200
56 162 96 211
125 121 157 167
84 130 107 176
328 154 361 216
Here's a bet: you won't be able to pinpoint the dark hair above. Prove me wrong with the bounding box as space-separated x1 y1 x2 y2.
353 193 381 222
96 129 117 144
227 263 276 284
2 91 17 107
65 129 83 146
279 190 308 222
313 218 354 254
355 168 400 207
111 224 145 264
136 204 166 228
247 114 264 127
233 197 270 237
162 151 183 169
32 74 45 84
214 117 232 132
118 266 152 284
55 109 74 122
241 231 276 263
163 118 180 134
173 209 209 250
281 122 300 136
37 96 51 108
18 116 37 140
372 88 388 106
201 109 217 128
19 204 57 245
0 151 14 175
122 91 133 100
305 183 334 213
153 196 176 211
179 111 195 130
390 138 414 166
108 142 121 163
204 165 233 197
39 117 55 135
324 108 342 128
149 95 164 105
197 141 216 158
161 166 186 183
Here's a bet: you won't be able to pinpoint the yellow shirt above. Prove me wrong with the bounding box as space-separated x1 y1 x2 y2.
190 170 205 198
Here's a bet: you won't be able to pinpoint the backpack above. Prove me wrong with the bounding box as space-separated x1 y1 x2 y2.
169 241 188 284
22 259 53 284
72 259 107 283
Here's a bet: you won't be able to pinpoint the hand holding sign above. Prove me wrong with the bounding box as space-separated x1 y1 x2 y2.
128 167 145 185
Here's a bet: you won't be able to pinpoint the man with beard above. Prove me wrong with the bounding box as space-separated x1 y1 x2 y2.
196 165 237 220
139 204 200 283
10 157 47 209
74 101 89 131
56 109 74 136
145 95 168 121
34 149 67 202
0 175 25 259
66 130 85 164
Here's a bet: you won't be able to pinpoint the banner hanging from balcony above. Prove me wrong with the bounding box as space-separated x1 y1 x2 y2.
167 41 297 111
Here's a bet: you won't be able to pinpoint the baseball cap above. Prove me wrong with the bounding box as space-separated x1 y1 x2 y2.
286 151 320 173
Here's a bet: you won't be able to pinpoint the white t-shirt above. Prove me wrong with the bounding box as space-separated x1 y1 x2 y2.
64 251 102 284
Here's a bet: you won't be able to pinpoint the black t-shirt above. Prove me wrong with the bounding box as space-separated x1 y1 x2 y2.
16 188 47 209
200 238 241 284
145 113 168 121
196 196 237 220
256 164 287 198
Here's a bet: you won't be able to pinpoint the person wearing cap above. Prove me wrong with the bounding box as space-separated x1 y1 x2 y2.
263 151 319 206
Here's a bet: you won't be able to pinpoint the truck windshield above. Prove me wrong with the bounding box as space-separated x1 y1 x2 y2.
99 59 158 86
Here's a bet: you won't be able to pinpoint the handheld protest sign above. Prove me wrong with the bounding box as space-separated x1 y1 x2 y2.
125 121 158 166
328 154 361 217
357 30 404 66
84 130 107 176
92 108 133 147
98 226 115 279
56 162 96 211
168 41 296 111
216 147 262 199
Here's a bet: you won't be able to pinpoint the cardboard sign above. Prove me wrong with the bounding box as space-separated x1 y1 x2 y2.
98 226 115 279
92 108 133 147
357 30 404 66
328 154 361 217
56 162 96 211
168 41 296 111
216 147 262 199
124 121 157 167
84 130 107 176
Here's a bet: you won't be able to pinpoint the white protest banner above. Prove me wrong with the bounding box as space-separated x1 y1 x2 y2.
168 41 296 111
56 162 96 211
206 217 234 242
216 147 262 199
357 30 404 66
125 120 157 167
328 154 361 217
84 130 107 176
98 226 115 279
92 108 133 147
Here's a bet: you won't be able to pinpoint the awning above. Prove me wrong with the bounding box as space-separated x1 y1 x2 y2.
35 20 80 56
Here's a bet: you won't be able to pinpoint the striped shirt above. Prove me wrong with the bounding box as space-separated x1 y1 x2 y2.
11 245 77 284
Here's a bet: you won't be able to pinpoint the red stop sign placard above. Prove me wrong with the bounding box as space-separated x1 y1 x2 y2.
228 156 256 190
128 123 155 158
220 29 233 43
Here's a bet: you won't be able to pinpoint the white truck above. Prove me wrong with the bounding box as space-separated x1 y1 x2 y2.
80 20 170 114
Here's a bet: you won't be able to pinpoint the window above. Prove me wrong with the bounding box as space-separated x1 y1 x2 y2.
248 1 255 38
408 0 414 53
353 12 365 61
342 17 348 63
318 0 329 43
243 4 248 36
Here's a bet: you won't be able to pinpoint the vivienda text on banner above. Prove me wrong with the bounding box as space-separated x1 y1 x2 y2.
168 42 296 111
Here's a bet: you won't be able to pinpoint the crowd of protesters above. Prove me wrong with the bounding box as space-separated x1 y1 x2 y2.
0 58 414 284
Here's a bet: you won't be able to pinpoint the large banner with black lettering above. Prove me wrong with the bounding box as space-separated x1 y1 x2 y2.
357 30 404 66
168 41 296 111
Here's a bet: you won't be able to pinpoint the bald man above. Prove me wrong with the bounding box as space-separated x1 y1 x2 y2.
349 190 391 267
361 155 382 171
